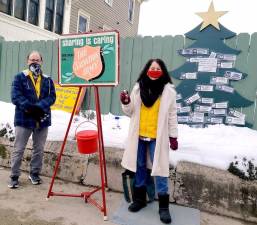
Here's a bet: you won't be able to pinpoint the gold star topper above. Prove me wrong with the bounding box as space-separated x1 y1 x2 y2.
196 1 227 30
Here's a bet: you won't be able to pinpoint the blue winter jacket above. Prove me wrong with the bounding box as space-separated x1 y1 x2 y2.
11 70 56 129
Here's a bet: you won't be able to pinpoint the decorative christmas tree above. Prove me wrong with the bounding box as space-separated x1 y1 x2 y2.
171 1 253 128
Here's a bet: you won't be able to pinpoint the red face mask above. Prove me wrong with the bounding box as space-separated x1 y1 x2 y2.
147 70 163 79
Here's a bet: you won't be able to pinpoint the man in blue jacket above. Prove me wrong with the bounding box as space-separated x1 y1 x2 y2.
8 51 56 188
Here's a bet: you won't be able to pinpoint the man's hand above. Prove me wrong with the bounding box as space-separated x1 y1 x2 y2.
25 105 45 121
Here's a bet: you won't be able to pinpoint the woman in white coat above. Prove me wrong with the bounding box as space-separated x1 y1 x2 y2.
120 59 178 224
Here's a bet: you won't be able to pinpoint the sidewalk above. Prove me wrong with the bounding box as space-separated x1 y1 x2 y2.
0 167 254 225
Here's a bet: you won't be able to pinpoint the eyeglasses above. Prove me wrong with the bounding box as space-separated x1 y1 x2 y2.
28 59 41 62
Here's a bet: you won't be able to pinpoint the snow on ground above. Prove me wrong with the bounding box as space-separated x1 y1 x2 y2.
1 101 257 171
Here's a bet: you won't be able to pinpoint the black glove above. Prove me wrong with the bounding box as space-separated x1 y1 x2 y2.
26 105 45 122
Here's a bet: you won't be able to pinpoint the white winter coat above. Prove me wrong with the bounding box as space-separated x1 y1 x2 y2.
121 82 178 177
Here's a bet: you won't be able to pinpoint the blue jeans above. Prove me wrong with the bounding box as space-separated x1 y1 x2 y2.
135 138 168 195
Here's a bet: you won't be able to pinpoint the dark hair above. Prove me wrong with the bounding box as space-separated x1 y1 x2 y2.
27 51 43 61
137 58 172 83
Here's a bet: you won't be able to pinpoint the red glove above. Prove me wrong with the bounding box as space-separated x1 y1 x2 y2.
169 137 178 150
120 91 130 105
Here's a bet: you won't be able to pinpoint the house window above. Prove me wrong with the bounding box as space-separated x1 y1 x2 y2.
44 0 54 31
104 0 113 7
0 0 64 34
128 0 134 23
28 0 39 25
77 12 90 33
0 0 12 15
14 0 27 20
1 0 40 25
55 0 64 34
44 0 65 34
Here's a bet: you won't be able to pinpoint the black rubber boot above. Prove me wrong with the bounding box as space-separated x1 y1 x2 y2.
158 194 172 224
128 186 147 212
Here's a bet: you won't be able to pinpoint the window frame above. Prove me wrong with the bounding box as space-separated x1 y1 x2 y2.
28 0 39 25
14 0 27 21
44 0 55 31
128 0 135 24
77 10 90 33
0 0 12 15
44 0 65 34
0 0 41 26
54 0 64 34
0 0 65 34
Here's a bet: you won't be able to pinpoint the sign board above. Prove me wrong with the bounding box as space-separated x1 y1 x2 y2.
58 31 119 86
51 83 85 113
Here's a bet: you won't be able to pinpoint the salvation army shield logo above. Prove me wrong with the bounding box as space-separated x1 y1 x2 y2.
73 45 104 81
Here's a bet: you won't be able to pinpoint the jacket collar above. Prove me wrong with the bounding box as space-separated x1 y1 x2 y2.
22 69 49 78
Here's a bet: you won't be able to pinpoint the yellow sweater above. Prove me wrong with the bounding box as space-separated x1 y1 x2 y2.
139 98 160 138
28 71 41 98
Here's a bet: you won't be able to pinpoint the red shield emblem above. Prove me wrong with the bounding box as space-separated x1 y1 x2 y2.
73 46 103 81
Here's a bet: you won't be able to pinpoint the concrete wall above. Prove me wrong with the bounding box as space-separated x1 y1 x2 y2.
174 162 257 223
0 137 257 223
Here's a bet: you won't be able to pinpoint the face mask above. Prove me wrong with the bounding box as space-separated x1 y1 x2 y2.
29 63 42 77
147 70 163 79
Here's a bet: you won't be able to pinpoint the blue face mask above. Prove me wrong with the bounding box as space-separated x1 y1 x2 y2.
29 63 42 77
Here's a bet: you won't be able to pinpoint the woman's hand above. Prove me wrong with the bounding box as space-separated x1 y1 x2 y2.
120 90 130 105
169 137 178 150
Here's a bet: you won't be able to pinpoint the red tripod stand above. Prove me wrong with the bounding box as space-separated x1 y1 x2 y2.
47 86 108 220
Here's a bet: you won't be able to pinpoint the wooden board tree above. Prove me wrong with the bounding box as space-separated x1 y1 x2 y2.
171 1 253 128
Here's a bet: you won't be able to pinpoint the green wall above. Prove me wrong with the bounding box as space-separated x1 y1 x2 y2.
0 35 256 129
